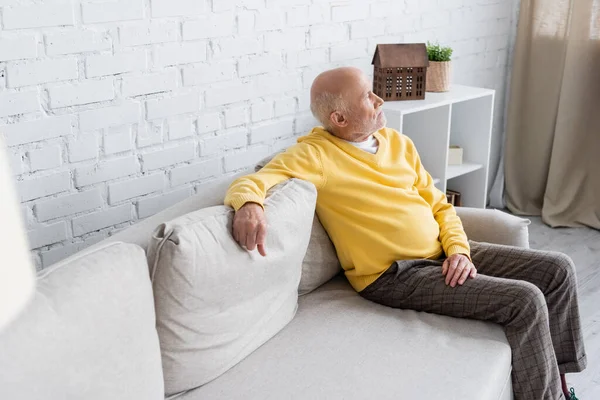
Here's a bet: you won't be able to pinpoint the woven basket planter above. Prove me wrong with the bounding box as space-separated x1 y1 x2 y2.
426 61 451 92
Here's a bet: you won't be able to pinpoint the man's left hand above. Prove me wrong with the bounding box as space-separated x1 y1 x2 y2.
442 254 477 287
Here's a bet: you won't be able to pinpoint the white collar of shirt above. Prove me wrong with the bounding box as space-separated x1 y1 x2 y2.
343 135 379 154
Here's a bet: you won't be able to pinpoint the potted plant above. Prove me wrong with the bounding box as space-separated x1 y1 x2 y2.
426 42 453 92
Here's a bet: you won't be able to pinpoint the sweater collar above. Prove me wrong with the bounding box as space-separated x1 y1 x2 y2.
311 127 388 165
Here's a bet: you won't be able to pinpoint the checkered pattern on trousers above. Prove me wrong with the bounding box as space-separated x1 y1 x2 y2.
359 241 587 400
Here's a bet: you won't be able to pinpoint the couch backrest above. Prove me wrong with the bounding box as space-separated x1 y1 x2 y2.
73 171 248 261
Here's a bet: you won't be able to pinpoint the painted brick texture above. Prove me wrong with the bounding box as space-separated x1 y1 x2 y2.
0 0 517 269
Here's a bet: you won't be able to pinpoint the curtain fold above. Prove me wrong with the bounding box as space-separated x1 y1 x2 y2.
505 0 600 229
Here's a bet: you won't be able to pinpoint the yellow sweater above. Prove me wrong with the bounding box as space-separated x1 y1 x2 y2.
225 127 470 292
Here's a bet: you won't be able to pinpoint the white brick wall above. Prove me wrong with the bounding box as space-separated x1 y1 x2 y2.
68 135 99 162
183 13 235 39
182 60 236 85
7 58 78 88
29 145 62 172
0 91 39 117
86 50 147 78
75 156 138 187
108 173 165 204
0 0 518 268
141 143 196 171
72 204 132 236
200 127 247 156
79 102 141 131
3 3 74 30
122 71 178 97
18 172 71 202
49 79 115 108
169 158 221 186
146 93 200 119
153 42 208 68
167 118 193 140
82 0 144 24
119 22 179 47
151 0 204 18
104 127 133 154
46 31 111 56
35 189 104 222
137 187 192 219
0 35 38 61
2 115 74 146
27 221 68 249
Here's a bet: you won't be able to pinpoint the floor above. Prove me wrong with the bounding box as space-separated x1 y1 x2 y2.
526 216 600 398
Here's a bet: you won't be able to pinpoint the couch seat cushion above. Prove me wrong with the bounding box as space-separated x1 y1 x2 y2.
175 275 512 400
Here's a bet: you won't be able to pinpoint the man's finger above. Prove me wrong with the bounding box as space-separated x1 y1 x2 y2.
256 225 267 256
445 268 456 286
450 262 466 287
246 229 257 251
442 259 449 275
257 244 267 257
233 222 244 245
445 257 460 285
470 266 477 278
457 264 472 285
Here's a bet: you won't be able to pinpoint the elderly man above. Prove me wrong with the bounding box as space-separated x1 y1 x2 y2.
224 67 586 400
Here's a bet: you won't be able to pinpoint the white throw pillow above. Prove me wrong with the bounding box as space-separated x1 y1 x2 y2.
255 153 342 295
147 179 316 396
300 215 342 295
0 242 164 400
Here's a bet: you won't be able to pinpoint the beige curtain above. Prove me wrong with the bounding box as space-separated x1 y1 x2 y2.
505 0 600 229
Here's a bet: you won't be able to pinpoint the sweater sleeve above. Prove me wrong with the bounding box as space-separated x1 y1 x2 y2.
406 136 471 259
224 142 325 211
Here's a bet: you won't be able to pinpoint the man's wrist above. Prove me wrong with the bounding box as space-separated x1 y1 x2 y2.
445 244 471 260
241 202 264 210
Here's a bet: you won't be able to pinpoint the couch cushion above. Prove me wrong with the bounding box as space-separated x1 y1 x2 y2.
0 242 164 400
174 275 512 400
256 152 341 296
147 179 317 396
300 215 342 295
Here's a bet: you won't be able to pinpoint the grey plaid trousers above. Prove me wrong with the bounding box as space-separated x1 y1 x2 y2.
359 241 587 400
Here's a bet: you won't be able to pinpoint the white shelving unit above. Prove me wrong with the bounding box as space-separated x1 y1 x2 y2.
383 85 495 209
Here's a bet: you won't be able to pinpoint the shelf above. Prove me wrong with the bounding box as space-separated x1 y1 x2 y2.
384 84 494 208
382 85 495 115
446 162 483 180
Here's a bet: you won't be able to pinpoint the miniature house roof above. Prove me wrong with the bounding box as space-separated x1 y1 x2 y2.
372 43 429 68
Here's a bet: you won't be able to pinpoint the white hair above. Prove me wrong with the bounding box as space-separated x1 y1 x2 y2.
310 91 348 132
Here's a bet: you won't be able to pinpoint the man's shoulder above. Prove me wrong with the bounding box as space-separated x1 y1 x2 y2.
277 134 327 159
296 128 331 149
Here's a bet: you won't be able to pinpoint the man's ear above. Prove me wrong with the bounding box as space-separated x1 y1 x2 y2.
329 111 348 128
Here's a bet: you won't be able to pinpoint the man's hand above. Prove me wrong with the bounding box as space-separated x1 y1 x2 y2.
442 254 477 287
232 202 267 256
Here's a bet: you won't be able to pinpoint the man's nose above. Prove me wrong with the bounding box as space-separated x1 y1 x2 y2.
374 94 384 107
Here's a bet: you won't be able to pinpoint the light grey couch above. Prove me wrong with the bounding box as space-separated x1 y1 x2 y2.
0 172 531 400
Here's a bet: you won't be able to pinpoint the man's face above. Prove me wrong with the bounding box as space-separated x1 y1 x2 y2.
343 73 386 141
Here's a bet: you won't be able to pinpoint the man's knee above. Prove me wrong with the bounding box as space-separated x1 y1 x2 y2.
513 282 548 321
547 252 577 284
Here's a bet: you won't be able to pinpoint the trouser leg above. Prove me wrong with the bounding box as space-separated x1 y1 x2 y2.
469 241 587 375
360 255 563 400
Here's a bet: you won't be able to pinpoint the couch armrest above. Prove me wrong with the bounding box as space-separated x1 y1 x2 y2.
455 207 531 248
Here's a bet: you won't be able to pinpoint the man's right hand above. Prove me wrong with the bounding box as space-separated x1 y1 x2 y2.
232 202 267 256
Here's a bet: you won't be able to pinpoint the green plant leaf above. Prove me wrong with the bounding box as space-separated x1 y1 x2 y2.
427 41 453 62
